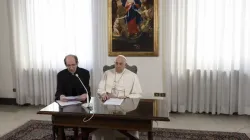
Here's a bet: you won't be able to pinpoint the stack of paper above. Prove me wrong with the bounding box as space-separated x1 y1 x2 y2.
56 100 82 107
103 98 124 106
63 96 78 101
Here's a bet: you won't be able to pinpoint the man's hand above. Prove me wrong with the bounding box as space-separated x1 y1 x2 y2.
60 95 68 102
78 94 87 101
101 93 110 101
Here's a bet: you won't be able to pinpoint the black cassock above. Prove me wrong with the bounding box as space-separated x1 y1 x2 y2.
55 67 91 100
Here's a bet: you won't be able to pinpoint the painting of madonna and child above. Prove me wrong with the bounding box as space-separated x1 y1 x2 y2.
108 0 159 56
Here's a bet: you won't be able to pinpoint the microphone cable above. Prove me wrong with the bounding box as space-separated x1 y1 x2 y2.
74 74 94 122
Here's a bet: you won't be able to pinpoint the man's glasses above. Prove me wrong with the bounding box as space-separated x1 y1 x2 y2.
66 64 77 67
115 62 124 66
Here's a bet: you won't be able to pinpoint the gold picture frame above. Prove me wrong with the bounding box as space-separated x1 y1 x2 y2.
108 0 159 56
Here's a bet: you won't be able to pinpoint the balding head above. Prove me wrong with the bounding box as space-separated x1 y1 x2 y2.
64 54 78 74
115 55 127 73
116 55 127 63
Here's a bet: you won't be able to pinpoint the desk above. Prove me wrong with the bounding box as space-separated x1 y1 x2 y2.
37 97 170 140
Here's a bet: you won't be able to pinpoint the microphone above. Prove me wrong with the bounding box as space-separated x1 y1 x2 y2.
75 74 89 108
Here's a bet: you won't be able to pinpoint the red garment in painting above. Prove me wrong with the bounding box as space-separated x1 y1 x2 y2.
122 0 142 35
127 18 139 34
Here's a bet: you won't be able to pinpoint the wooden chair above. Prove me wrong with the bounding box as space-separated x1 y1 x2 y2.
103 64 137 74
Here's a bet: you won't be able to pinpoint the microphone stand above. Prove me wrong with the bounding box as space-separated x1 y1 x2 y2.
75 74 89 108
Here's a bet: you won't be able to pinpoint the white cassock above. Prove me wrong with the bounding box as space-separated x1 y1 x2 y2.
97 68 142 98
92 68 142 140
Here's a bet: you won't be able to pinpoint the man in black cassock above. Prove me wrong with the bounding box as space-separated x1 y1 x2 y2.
55 54 91 101
54 54 91 140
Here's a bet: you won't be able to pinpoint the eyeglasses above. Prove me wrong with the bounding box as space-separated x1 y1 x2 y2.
115 62 124 66
66 64 77 67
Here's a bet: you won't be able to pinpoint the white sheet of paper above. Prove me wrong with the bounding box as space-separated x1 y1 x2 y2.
103 98 124 106
63 96 78 100
56 100 81 107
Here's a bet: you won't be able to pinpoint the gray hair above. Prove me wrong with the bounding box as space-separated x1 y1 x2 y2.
116 55 127 63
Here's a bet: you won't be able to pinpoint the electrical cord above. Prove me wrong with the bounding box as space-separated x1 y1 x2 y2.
83 113 95 122
82 104 94 123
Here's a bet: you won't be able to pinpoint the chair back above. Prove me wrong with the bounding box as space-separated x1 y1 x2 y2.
103 64 137 74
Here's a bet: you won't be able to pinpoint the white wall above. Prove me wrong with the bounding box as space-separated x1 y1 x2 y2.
0 0 15 98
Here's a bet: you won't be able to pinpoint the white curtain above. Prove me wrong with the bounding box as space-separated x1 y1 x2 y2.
91 0 109 98
163 0 250 115
8 0 93 105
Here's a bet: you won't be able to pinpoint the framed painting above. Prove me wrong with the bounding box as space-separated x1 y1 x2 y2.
108 0 159 56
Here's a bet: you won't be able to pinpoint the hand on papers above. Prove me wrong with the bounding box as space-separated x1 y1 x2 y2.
60 95 68 102
101 93 127 101
101 93 110 101
77 93 87 101
57 95 82 107
60 95 87 102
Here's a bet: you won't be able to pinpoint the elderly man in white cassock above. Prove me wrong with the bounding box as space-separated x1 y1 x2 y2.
98 55 142 99
91 55 142 140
